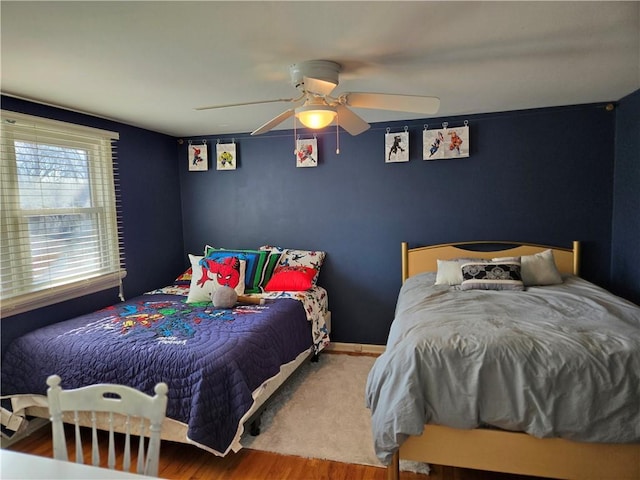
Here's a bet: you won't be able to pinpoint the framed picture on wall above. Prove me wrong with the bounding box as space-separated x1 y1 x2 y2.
188 143 208 171
216 142 236 170
385 131 409 163
296 138 318 167
423 124 470 160
423 129 445 160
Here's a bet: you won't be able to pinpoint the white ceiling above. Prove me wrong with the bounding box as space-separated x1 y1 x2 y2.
2 1 639 138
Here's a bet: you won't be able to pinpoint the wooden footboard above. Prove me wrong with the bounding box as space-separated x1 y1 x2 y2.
387 425 640 480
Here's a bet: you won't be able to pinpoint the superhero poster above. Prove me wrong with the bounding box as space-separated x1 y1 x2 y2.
385 131 409 163
423 125 469 160
188 143 208 171
216 142 236 170
296 138 318 168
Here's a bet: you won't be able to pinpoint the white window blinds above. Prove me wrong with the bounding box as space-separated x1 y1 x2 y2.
1 110 126 317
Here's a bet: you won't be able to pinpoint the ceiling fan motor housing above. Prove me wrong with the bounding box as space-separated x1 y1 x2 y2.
290 60 341 94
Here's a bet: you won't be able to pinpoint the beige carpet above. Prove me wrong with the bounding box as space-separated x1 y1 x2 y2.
240 353 429 474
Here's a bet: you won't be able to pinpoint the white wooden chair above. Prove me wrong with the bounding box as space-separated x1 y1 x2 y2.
46 375 168 477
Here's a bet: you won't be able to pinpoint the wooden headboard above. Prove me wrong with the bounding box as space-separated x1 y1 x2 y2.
401 241 580 282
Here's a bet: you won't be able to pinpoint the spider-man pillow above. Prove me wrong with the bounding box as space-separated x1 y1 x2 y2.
186 254 246 303
203 247 269 294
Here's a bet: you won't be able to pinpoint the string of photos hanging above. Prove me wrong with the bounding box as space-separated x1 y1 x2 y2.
216 138 237 170
423 120 469 160
188 139 208 171
296 134 318 168
385 126 409 163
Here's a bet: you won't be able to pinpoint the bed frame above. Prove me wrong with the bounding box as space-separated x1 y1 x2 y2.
387 241 639 480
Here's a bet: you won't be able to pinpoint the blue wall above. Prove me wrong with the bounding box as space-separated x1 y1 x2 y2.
2 95 636 351
1 96 185 352
179 103 619 345
611 89 640 304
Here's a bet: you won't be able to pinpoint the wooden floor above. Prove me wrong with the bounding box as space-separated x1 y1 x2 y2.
6 424 546 480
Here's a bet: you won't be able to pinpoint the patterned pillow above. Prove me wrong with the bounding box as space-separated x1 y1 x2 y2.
259 245 326 284
173 267 192 287
186 254 246 303
265 266 318 292
460 259 524 291
203 247 268 294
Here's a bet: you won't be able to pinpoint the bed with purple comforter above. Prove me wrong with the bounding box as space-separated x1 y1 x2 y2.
1 292 314 455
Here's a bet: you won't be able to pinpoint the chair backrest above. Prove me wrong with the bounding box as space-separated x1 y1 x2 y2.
46 375 168 477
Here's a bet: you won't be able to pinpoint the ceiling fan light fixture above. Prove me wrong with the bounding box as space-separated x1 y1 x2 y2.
295 104 337 129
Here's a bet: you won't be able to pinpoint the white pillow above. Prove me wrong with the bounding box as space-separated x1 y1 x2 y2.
435 258 480 285
186 254 246 303
493 249 562 286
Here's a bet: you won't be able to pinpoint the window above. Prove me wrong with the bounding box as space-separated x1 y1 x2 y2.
1 110 125 317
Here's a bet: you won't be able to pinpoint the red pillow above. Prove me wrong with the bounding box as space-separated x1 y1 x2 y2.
264 266 318 291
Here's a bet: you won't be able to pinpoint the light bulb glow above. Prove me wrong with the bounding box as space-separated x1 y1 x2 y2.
296 106 337 129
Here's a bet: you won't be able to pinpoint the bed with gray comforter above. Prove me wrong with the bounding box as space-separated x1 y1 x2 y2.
365 273 640 465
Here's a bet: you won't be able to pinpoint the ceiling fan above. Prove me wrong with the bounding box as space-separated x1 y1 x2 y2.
195 60 440 136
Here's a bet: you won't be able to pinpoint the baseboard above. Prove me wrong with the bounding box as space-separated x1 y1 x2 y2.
325 342 385 355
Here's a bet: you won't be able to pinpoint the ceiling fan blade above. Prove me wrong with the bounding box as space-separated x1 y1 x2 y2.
336 105 370 136
251 109 296 136
195 97 299 111
343 92 440 114
303 76 338 96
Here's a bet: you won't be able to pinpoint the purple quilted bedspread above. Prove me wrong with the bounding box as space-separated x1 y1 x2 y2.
1 294 312 454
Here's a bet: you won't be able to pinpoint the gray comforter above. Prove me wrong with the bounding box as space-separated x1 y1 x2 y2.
365 273 640 464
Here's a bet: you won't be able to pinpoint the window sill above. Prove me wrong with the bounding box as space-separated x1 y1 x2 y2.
1 271 127 318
